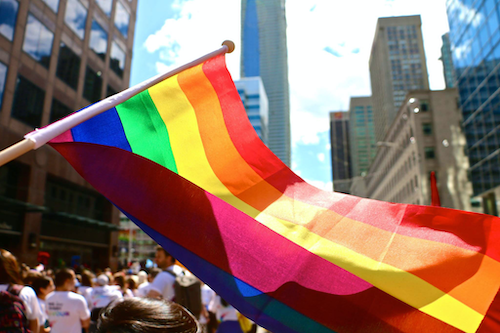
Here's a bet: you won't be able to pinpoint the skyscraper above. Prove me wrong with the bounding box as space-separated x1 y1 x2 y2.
330 112 352 194
369 15 430 142
446 0 500 214
235 77 269 144
440 33 456 89
0 0 137 268
241 0 291 166
348 96 376 177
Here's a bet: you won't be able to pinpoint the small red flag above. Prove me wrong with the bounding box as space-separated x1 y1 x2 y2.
430 171 441 207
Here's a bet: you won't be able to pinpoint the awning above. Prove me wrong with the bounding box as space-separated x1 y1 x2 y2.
43 211 121 231
0 196 48 213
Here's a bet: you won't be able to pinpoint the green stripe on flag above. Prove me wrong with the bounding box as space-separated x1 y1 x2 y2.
116 90 178 173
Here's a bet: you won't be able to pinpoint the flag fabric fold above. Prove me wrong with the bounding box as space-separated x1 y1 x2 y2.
48 54 500 333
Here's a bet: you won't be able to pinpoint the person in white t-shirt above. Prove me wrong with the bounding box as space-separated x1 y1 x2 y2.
146 246 181 300
46 268 90 333
32 275 55 332
136 268 161 297
211 295 243 333
0 248 41 332
88 274 122 315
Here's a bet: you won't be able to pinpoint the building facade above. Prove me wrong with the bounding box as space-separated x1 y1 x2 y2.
440 33 456 89
0 0 137 269
369 15 430 142
348 96 376 177
118 216 156 267
330 111 352 194
446 0 500 215
354 89 473 211
234 76 269 145
240 0 291 166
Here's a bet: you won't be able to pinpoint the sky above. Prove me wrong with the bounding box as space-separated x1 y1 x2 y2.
130 0 451 192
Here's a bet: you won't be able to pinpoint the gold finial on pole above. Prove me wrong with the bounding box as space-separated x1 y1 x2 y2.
222 40 235 53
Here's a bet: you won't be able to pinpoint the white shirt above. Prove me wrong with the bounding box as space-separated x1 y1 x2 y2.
212 296 238 322
46 291 90 333
0 284 41 321
199 285 215 324
148 265 178 301
136 281 150 297
37 298 48 328
88 285 122 309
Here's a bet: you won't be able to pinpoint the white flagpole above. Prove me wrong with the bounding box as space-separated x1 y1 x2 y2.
0 41 235 167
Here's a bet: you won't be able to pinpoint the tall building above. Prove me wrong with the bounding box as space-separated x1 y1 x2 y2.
348 96 376 177
234 77 269 144
241 0 291 166
369 15 430 142
354 89 473 211
440 33 456 88
446 0 500 214
0 0 137 268
330 111 352 194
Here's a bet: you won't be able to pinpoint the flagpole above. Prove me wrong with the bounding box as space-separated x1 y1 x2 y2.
0 40 235 167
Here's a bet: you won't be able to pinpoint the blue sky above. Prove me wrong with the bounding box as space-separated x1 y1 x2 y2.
130 0 450 191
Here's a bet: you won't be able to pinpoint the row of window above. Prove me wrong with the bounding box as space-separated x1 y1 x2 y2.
7 72 115 128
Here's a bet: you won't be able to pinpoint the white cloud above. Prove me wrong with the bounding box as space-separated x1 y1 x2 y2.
143 0 241 80
302 178 334 192
317 153 325 162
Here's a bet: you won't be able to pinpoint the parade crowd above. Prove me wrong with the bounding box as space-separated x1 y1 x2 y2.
0 246 260 333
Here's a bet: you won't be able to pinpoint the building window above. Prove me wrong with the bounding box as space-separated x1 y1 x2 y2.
89 20 108 60
11 76 45 127
0 61 6 109
424 147 435 159
41 0 59 12
83 66 102 103
110 41 125 78
0 0 19 41
420 100 430 112
50 98 73 123
23 15 54 69
106 85 117 97
56 43 81 90
64 0 87 39
114 1 130 38
96 0 112 16
422 122 432 135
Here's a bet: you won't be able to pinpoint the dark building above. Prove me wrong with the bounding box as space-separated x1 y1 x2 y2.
330 111 352 193
0 0 137 269
446 0 500 214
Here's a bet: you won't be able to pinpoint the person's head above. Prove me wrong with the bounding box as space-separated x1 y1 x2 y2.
114 273 125 289
23 270 42 286
0 249 22 285
81 270 94 287
96 297 200 333
137 271 148 285
96 274 110 286
32 276 55 299
54 268 76 291
127 277 137 290
148 268 162 283
154 246 175 269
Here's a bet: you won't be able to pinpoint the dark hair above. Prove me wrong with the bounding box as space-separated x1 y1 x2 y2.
114 273 125 289
0 249 22 285
81 270 94 287
126 277 137 290
23 270 42 286
156 246 175 262
54 268 74 287
149 268 161 279
32 276 53 297
96 297 200 333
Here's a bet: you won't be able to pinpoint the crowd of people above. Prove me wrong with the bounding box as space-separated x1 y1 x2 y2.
0 246 263 333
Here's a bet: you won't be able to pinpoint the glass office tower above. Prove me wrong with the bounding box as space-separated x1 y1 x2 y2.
241 0 291 166
447 0 500 214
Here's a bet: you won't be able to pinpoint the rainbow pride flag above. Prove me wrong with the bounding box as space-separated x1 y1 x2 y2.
48 54 500 332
